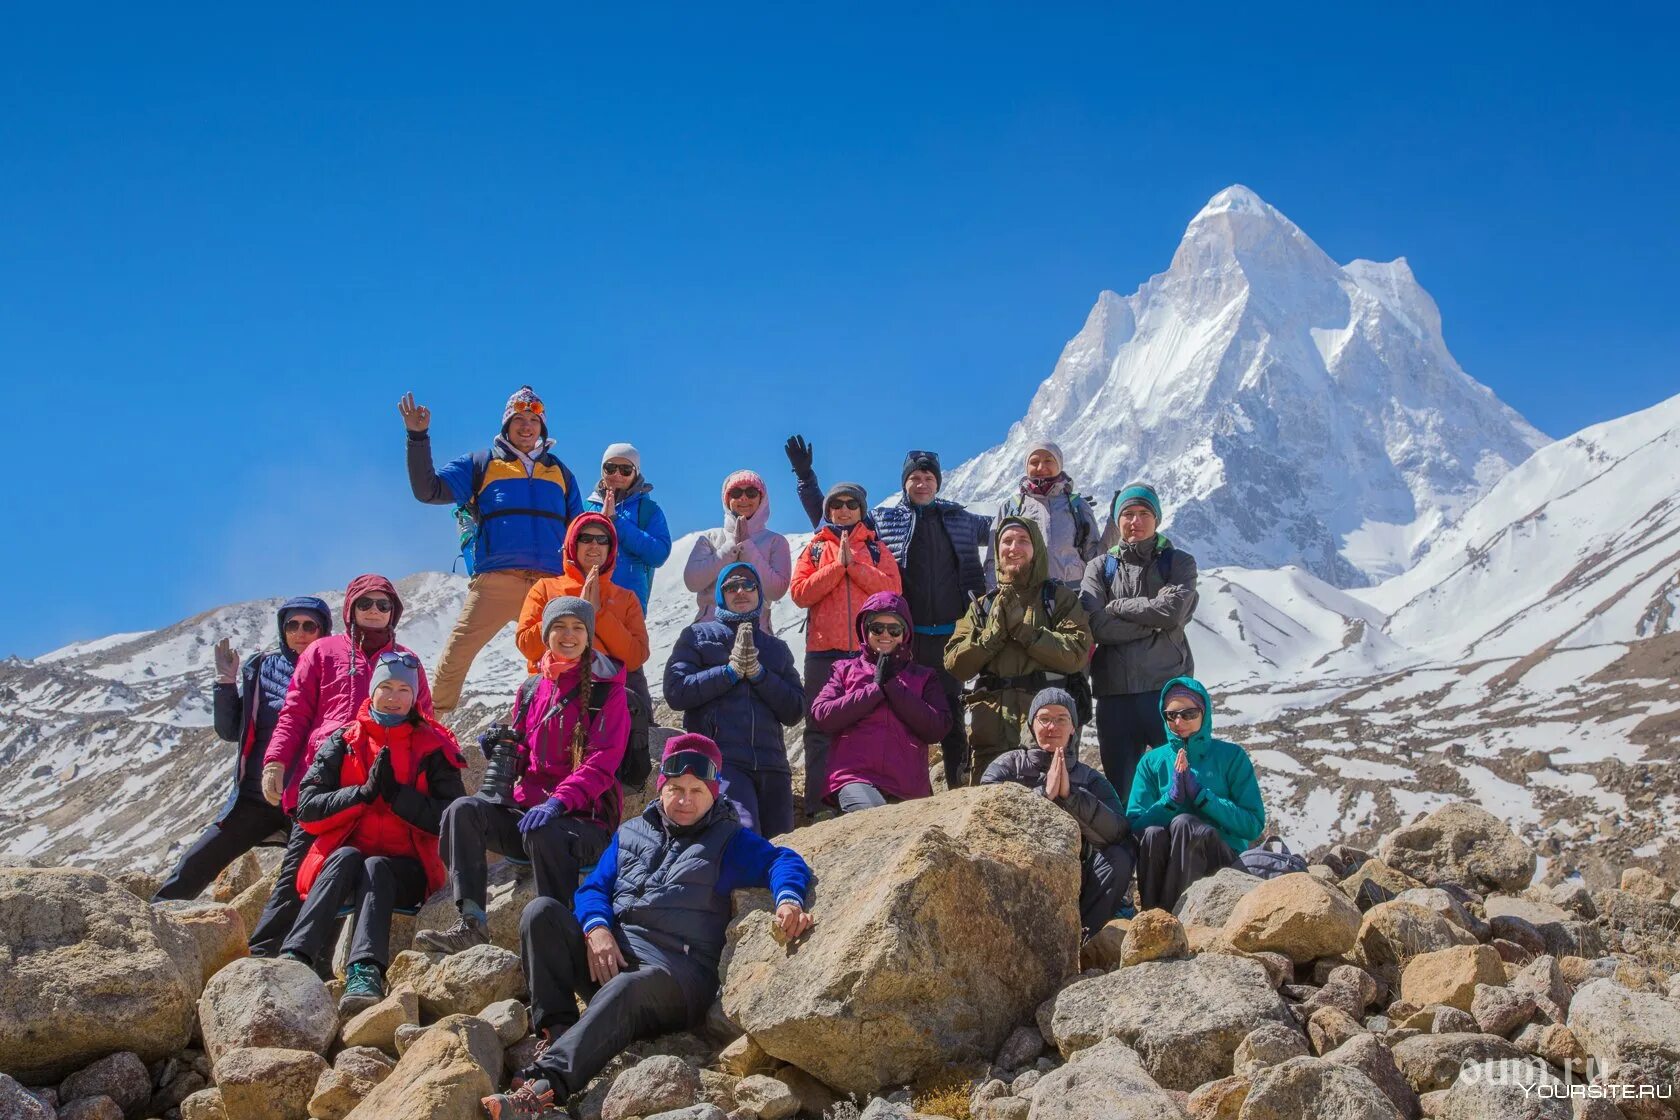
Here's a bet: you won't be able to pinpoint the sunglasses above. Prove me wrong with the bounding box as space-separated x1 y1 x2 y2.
1163 708 1204 723
727 486 762 501
508 399 545 416
576 532 612 546
866 622 905 637
721 580 759 595
353 597 394 613
827 498 861 511
906 450 941 466
283 618 321 634
378 651 421 669
602 463 637 476
659 751 720 783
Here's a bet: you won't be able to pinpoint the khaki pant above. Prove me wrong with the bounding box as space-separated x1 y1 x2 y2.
964 687 1034 785
433 568 544 712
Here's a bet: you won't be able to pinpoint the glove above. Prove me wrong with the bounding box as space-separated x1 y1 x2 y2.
729 624 757 678
1169 766 1201 806
361 749 392 803
261 763 286 806
872 653 890 685
518 797 562 834
214 638 240 684
784 434 814 474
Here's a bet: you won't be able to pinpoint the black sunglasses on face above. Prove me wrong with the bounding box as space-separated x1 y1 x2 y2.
576 532 612 546
727 487 762 500
354 597 393 613
827 498 861 510
602 463 636 476
866 622 904 637
283 619 320 633
721 580 759 595
1163 708 1203 723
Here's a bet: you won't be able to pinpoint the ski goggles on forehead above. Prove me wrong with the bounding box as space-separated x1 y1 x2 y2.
659 751 720 783
378 651 421 670
905 450 941 468
508 399 545 416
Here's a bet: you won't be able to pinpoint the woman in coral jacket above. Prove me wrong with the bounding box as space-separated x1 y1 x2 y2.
683 469 793 626
278 652 464 1016
516 513 650 676
810 591 951 813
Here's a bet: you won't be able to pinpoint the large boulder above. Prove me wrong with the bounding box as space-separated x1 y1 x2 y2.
1352 902 1477 988
721 784 1082 1095
603 1057 703 1120
344 1015 502 1120
1398 945 1506 1013
199 957 338 1064
154 901 250 985
1223 873 1362 964
1024 1036 1184 1119
0 867 203 1082
1389 1033 1525 1094
1378 803 1535 895
1174 868 1263 928
1237 1057 1403 1120
212 1047 328 1120
1047 953 1293 1091
1436 1058 1570 1120
413 944 524 1019
1567 979 1680 1103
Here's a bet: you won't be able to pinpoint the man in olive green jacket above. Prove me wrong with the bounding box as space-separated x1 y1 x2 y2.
945 517 1092 784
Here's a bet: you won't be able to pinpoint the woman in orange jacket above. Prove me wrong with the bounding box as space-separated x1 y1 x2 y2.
518 512 650 678
788 482 901 815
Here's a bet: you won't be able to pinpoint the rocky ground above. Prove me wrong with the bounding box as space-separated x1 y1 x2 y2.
5 785 1680 1120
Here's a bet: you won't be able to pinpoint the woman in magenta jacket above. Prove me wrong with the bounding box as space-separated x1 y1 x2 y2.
809 591 952 813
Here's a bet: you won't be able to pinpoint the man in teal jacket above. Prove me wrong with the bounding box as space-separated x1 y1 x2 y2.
1126 676 1263 911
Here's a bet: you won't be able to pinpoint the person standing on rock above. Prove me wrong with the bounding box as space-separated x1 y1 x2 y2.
981 688 1134 939
515 513 649 677
789 482 902 815
484 733 811 1119
1126 677 1263 913
945 516 1092 782
1080 482 1198 808
664 563 804 836
586 442 672 716
809 591 950 813
278 652 465 1016
403 386 584 716
153 595 333 904
990 441 1102 589
684 469 793 626
249 575 433 959
420 597 630 955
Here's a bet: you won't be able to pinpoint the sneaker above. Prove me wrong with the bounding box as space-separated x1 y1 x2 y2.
416 913 491 955
338 961 386 1017
278 950 310 965
482 1078 558 1119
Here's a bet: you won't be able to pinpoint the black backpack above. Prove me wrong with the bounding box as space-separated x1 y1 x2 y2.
1102 546 1178 587
513 671 653 790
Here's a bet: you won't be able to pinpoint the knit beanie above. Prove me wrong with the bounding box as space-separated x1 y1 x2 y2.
1114 481 1162 522
901 450 942 488
824 481 869 510
1162 683 1203 711
501 385 547 437
542 596 597 647
602 442 641 474
1025 440 1064 471
1029 686 1080 731
657 732 724 799
369 653 420 697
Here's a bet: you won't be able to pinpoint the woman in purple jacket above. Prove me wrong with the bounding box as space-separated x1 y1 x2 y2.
810 591 952 813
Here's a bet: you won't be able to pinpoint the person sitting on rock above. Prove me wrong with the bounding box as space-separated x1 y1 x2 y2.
277 652 465 1016
945 516 1092 782
981 687 1134 939
515 512 649 677
809 591 951 813
419 597 630 955
664 563 804 836
153 595 331 907
484 733 812 1119
1126 677 1264 913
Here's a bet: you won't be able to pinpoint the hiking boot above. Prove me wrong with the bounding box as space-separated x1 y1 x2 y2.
278 950 310 965
339 961 386 1017
482 1078 559 1119
416 913 491 955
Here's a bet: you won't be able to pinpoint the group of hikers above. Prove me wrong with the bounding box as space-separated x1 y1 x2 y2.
151 386 1268 1119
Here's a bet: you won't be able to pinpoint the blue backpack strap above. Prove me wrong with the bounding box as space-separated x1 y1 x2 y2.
1104 553 1118 583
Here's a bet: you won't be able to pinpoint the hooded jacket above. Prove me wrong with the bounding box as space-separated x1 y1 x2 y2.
408 432 583 575
810 592 951 803
981 741 1129 851
511 650 630 829
212 595 332 816
1079 529 1198 697
663 563 805 774
995 477 1102 587
517 513 650 674
294 700 465 898
265 576 433 813
684 471 793 626
945 516 1092 685
789 520 902 654
585 478 672 611
1125 677 1264 854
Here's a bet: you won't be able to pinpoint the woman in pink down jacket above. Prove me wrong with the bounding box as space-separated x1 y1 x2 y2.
810 591 952 813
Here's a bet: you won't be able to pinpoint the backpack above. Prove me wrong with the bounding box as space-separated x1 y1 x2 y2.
970 582 1094 725
1239 837 1310 880
512 671 654 790
1005 491 1097 555
1102 546 1177 588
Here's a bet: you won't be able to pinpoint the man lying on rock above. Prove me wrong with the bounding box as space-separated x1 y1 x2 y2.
981 686 1135 940
483 733 813 1120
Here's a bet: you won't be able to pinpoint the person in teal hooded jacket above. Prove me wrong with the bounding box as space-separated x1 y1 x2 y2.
1125 676 1263 912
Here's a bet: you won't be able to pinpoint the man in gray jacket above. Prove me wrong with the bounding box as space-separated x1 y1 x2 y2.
1079 483 1198 808
982 687 1134 939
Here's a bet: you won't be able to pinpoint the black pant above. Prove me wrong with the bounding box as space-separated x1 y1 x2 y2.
153 796 289 903
1080 840 1138 935
247 820 314 958
1096 691 1168 810
1136 814 1237 913
800 650 849 815
520 898 716 1096
438 796 608 910
912 632 968 788
281 848 428 970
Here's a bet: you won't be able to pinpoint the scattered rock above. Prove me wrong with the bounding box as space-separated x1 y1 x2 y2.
1619 867 1672 901
213 1047 328 1120
199 957 338 1064
1233 1022 1310 1079
1567 979 1680 1104
1238 1056 1403 1119
1399 946 1506 1013
1184 1075 1247 1119
1469 983 1535 1037
340 988 419 1053
392 1023 427 1057
413 944 525 1019
1224 873 1362 964
58 1051 151 1117
996 1024 1046 1070
1020 1036 1184 1119
343 1014 502 1120
1437 1057 1570 1119
1378 802 1535 895
719 1035 776 1077
1121 909 1188 966
1390 889 1485 942
1340 860 1427 906
384 951 436 993
0 1073 53 1120
1174 868 1263 928
602 1056 703 1120
308 1048 396 1120
477 998 528 1048
1323 1034 1420 1120
154 901 250 985
60 1097 125 1120
773 1067 838 1117
180 1087 228 1120
1353 901 1478 989
1426 1006 1476 1035
644 1107 728 1120
211 850 265 903
732 1073 798 1120
721 785 1082 1095
1079 920 1127 970
1307 1007 1364 1055
1389 1033 1525 1094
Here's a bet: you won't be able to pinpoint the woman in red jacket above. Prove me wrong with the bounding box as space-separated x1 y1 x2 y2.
278 652 465 1015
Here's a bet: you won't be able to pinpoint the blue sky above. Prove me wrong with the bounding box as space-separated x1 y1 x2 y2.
3 4 1676 657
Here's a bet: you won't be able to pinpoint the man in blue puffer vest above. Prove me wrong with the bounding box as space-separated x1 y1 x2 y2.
485 734 812 1118
403 386 583 714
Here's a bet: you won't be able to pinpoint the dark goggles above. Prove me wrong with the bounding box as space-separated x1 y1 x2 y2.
659 751 720 783
378 651 421 670
720 578 759 595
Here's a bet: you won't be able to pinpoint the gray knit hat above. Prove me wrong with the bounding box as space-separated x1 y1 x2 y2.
1029 686 1080 730
824 481 869 510
369 651 421 696
541 596 596 646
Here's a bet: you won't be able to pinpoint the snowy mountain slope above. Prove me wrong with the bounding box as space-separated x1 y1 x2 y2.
942 185 1548 587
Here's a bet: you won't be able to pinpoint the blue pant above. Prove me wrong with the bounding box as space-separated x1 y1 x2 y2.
719 764 795 838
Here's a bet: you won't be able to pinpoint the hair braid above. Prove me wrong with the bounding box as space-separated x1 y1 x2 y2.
569 646 593 773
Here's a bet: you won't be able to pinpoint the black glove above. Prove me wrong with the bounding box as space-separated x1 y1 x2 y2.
361 748 393 802
784 435 814 474
872 652 890 685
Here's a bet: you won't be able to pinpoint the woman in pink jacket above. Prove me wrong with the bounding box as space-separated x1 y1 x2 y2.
683 469 792 626
810 591 951 813
247 574 433 960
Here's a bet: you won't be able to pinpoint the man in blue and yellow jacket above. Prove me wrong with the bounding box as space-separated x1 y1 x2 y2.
403 385 583 713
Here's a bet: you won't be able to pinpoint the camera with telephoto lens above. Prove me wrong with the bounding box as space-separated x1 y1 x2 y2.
476 723 524 807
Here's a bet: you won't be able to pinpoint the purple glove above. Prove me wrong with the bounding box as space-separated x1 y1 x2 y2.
1169 766 1202 806
518 797 562 834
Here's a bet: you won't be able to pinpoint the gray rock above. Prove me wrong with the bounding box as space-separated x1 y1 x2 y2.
197 957 337 1064
1470 984 1536 1037
1173 867 1263 928
59 1052 151 1117
59 1097 124 1120
1567 979 1680 1104
1323 1033 1421 1120
1238 1056 1404 1119
1389 1033 1526 1094
1021 1036 1184 1118
1378 803 1535 895
478 997 529 1048
1233 1021 1311 1079
733 1073 798 1120
1436 1057 1570 1119
0 1074 55 1120
602 1056 702 1120
644 1108 729 1120
996 1024 1046 1070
